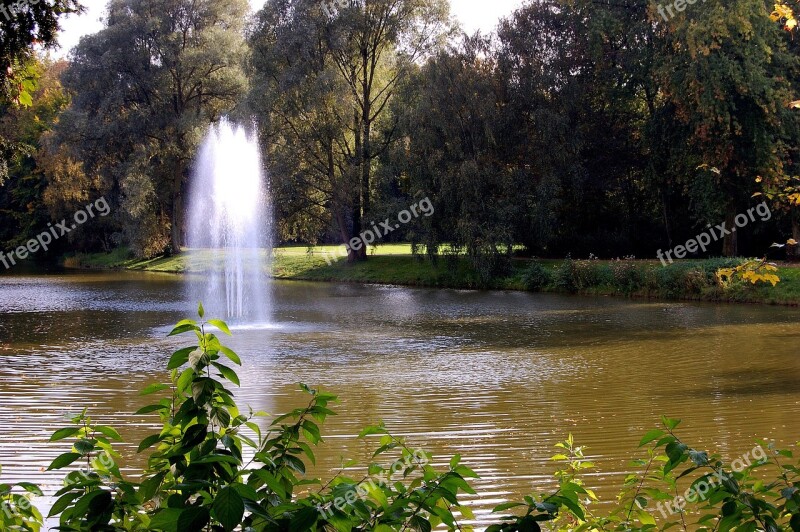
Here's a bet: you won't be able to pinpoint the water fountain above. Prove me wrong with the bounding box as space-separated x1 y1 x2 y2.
187 118 272 323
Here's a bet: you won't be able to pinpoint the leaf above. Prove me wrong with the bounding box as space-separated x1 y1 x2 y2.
47 452 82 470
290 506 320 531
17 91 33 107
177 506 210 531
48 492 81 517
135 404 169 415
640 429 665 447
95 425 122 441
168 322 200 337
198 302 205 319
168 346 197 370
140 383 170 396
50 427 80 442
207 319 232 336
219 346 241 365
149 508 182 531
638 510 657 526
212 486 245 531
661 416 681 430
212 363 240 386
137 433 164 453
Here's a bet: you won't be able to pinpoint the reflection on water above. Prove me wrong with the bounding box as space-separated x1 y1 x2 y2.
0 271 799 525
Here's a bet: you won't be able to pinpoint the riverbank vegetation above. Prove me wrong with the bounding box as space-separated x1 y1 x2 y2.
3 0 800 276
68 247 800 305
2 312 799 531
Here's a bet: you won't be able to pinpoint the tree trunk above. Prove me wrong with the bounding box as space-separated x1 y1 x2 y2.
722 205 738 257
789 215 800 262
350 105 364 262
171 191 183 254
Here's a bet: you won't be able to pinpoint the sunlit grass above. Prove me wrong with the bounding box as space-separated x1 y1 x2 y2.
69 246 800 304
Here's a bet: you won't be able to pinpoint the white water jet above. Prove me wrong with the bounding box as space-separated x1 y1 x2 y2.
187 118 271 322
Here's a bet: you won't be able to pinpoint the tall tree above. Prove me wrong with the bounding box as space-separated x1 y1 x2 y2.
47 0 249 256
1 0 81 183
250 0 450 260
0 58 73 252
655 0 798 256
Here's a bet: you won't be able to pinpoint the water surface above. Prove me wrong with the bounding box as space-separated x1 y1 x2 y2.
0 271 798 525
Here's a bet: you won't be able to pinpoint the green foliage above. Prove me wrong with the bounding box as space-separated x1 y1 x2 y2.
0 58 73 251
522 261 554 290
45 0 251 257
554 256 577 293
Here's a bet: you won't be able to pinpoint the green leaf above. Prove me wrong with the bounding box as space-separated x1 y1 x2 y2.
212 486 245 531
207 319 232 336
638 510 656 526
181 424 208 448
219 346 241 365
289 506 320 531
137 433 164 453
135 404 169 415
50 427 80 442
16 483 42 496
48 491 80 517
198 302 205 319
74 439 96 455
47 452 82 470
492 502 525 512
661 416 681 430
95 425 122 441
168 346 197 370
639 429 665 447
168 323 200 337
212 363 240 386
149 508 182 531
17 91 33 107
178 506 210 531
140 383 170 396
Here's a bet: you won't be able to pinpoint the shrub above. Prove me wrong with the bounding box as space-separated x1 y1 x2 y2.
522 261 553 290
554 256 577 292
609 259 645 294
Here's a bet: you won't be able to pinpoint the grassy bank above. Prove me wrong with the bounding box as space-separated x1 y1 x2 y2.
67 245 800 305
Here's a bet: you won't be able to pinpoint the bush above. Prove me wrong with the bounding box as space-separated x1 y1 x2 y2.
522 261 553 290
554 256 577 292
609 259 645 294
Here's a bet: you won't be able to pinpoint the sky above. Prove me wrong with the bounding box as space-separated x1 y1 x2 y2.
55 0 525 56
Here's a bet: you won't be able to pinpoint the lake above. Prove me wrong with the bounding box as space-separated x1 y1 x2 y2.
0 270 798 525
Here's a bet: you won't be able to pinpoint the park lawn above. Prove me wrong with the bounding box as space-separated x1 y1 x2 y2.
68 246 800 305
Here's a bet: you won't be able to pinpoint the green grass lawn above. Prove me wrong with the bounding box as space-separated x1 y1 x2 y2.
68 246 800 305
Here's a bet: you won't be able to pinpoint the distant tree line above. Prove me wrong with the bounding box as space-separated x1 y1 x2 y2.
1 0 799 272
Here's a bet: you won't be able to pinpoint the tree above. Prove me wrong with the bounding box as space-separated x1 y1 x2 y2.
249 0 358 256
0 58 73 252
250 0 450 260
654 0 798 256
47 0 249 256
0 0 81 183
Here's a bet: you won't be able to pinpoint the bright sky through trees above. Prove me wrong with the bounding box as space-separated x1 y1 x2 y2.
54 0 524 56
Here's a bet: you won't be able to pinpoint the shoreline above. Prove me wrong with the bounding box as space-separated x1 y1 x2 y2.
62 246 800 307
